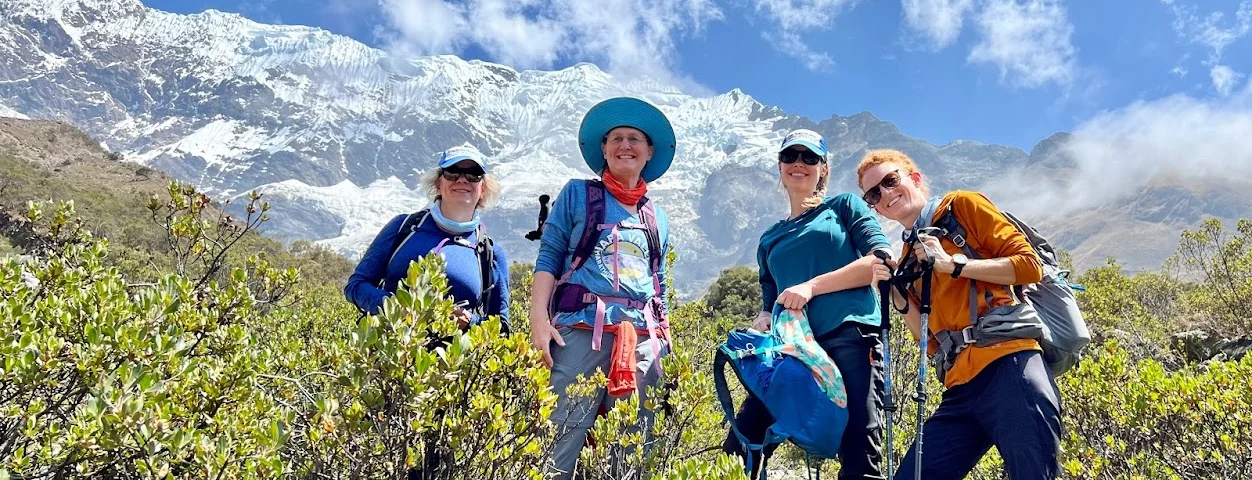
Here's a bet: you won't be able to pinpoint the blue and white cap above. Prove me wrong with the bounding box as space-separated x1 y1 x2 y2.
779 129 828 158
437 144 488 172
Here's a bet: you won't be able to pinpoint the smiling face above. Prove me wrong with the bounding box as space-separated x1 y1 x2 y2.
601 127 653 183
778 145 827 195
857 161 924 222
437 160 485 207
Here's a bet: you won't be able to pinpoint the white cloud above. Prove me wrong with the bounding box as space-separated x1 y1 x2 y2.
366 0 1080 88
967 0 1076 88
557 0 722 82
901 0 976 49
899 0 1077 88
762 30 834 71
753 0 859 72
467 0 563 68
1164 0 1252 64
988 79 1252 217
754 0 857 28
1162 1 1252 95
1211 64 1244 96
377 0 469 58
372 0 723 85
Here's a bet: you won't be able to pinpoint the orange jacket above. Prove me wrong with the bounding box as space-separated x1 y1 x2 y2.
909 191 1043 389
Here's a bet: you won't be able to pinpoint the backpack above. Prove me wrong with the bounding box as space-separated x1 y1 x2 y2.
548 179 668 333
373 209 506 333
714 305 849 479
929 200 1090 376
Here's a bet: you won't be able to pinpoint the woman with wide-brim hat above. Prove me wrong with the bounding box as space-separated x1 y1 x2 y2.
529 96 676 479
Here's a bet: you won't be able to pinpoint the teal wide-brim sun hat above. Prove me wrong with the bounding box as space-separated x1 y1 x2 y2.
577 97 676 183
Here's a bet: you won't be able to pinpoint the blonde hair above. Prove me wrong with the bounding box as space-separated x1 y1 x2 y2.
421 169 501 209
856 149 930 197
800 163 830 209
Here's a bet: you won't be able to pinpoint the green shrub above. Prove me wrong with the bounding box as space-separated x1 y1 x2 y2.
1 200 295 479
1173 218 1252 336
0 184 745 480
1059 340 1252 479
3 179 1249 480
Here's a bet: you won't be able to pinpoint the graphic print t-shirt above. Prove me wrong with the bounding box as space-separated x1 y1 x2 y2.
534 180 671 331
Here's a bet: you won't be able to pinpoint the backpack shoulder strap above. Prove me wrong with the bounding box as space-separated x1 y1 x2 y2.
385 209 432 272
637 196 669 324
569 179 607 274
933 204 977 259
637 196 663 276
931 203 989 328
473 223 499 325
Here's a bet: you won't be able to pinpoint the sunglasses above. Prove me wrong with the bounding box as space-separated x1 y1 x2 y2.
862 169 903 207
440 168 484 183
778 149 825 166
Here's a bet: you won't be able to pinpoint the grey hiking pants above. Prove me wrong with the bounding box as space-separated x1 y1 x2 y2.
893 350 1062 480
546 326 670 480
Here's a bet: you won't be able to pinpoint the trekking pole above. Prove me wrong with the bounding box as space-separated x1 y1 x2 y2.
913 235 937 480
872 250 896 477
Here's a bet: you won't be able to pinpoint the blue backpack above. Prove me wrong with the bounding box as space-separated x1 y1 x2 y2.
714 305 849 479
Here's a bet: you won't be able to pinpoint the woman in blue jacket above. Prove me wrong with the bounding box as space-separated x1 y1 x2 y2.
529 97 676 480
344 143 510 329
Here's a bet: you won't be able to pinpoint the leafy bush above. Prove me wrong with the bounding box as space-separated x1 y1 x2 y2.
0 184 745 480
1072 260 1189 366
1059 340 1252 479
276 253 558 479
1 200 295 478
704 266 760 322
2 179 1249 480
1173 218 1252 336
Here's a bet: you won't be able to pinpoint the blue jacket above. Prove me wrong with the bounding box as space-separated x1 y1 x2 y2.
758 193 890 338
344 212 510 323
535 179 671 330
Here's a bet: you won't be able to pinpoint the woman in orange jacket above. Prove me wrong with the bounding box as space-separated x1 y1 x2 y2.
856 149 1061 480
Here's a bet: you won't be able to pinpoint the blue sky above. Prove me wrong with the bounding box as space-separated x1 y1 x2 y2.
140 0 1252 152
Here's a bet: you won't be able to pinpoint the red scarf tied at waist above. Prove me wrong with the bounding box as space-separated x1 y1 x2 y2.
602 170 647 205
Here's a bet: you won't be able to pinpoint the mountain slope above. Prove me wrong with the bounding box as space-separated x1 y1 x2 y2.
2 0 1243 296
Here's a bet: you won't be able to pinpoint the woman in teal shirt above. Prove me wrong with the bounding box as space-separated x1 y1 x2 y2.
722 129 894 479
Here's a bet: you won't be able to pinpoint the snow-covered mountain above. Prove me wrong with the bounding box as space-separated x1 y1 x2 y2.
0 101 28 119
3 0 1244 297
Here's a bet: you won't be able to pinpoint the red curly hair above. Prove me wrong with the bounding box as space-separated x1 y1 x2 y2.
856 149 930 197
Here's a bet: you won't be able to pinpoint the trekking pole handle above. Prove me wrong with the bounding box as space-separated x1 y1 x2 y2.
872 249 893 326
916 233 941 269
872 249 893 280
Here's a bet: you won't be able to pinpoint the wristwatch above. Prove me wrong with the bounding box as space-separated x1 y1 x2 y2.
950 253 968 278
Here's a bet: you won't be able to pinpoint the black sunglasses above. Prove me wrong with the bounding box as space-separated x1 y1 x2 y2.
779 149 825 166
862 169 902 207
440 168 484 183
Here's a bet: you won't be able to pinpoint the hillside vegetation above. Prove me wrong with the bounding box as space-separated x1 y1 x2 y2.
1 119 1249 479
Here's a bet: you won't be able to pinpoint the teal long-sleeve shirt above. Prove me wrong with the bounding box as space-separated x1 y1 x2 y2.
757 193 891 338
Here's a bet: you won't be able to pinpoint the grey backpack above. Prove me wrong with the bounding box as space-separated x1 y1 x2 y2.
932 204 1092 377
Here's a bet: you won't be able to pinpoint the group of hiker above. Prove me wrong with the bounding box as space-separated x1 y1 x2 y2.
342 96 1067 480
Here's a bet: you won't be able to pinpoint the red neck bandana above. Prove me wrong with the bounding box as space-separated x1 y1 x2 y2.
602 171 648 206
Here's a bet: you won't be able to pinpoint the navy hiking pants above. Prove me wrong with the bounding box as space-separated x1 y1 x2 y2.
893 349 1062 480
722 321 886 480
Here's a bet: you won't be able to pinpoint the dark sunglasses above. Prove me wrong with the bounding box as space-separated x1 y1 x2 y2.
440 168 484 183
862 169 903 207
778 149 825 166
